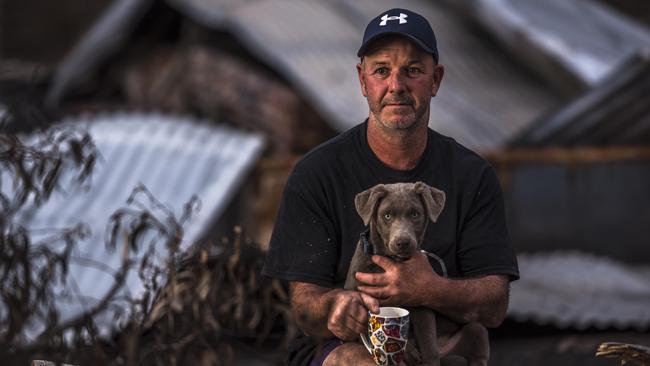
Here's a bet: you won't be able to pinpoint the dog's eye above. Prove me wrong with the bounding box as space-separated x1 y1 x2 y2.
383 212 392 220
411 211 419 218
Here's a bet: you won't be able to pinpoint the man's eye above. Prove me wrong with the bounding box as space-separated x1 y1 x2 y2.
408 67 421 74
383 212 392 220
375 67 389 75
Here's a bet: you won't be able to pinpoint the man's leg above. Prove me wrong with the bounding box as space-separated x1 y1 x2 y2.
322 342 377 366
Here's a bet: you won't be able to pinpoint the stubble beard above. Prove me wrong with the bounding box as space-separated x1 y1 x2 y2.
368 98 429 135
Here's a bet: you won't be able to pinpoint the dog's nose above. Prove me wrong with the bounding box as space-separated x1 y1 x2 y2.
395 240 410 250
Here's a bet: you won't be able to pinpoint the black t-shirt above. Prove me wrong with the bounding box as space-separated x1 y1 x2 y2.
262 121 519 365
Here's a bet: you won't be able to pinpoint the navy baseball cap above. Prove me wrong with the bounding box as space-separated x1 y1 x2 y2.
357 8 439 62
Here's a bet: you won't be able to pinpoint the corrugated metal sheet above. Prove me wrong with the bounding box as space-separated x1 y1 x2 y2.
510 51 650 147
489 151 650 262
7 112 263 338
509 251 650 330
50 0 560 152
142 0 368 134
447 0 650 94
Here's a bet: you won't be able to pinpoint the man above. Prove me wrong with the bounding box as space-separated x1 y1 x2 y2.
262 8 519 366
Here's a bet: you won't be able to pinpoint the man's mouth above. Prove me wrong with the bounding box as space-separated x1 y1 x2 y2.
382 98 413 108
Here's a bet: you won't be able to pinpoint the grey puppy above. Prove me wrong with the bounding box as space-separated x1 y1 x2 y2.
345 182 489 366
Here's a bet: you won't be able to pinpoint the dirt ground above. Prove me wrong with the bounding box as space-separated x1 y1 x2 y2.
489 320 650 366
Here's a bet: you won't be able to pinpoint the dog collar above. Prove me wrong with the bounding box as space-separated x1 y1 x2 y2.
360 228 374 256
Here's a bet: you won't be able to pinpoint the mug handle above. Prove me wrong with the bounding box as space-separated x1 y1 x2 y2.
359 332 373 355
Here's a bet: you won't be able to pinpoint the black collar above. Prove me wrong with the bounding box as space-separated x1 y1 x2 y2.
360 228 374 256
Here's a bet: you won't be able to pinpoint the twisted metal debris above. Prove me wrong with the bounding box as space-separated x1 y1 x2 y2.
597 342 650 366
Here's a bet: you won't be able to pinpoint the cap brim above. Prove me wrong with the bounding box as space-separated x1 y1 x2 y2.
357 32 438 61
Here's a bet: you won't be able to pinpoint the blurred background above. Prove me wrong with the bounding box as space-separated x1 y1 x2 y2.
1 0 649 365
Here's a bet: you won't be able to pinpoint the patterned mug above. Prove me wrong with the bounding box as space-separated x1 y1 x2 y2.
360 307 410 365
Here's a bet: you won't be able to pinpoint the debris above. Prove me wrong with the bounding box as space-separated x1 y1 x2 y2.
596 342 650 365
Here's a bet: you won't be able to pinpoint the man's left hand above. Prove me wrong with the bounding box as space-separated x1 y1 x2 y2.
355 251 439 307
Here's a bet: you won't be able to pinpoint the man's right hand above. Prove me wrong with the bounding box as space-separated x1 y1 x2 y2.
327 289 380 341
290 282 380 341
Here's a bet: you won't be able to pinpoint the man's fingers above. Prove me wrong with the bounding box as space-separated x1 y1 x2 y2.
343 310 366 329
348 296 368 319
360 292 380 314
355 271 385 286
371 255 396 270
328 290 376 340
330 317 364 340
341 293 376 336
358 285 387 300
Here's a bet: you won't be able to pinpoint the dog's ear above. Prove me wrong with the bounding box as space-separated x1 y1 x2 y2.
354 184 387 226
415 182 446 223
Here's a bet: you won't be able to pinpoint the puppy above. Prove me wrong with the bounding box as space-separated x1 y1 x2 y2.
344 182 489 366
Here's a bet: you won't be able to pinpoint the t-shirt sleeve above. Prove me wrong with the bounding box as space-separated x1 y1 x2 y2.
261 162 339 287
457 165 519 281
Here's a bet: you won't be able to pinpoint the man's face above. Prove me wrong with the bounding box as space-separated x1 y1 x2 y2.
357 36 443 132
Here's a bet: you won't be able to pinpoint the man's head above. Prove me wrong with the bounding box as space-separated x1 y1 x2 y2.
356 8 444 132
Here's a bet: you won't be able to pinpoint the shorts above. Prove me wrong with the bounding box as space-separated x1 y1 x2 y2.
308 338 344 366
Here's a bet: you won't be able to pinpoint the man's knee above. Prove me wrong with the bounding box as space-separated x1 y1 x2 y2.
323 342 376 366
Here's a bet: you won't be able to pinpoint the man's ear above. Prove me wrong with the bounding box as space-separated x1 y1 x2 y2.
414 182 446 223
354 184 387 225
357 62 368 97
431 63 444 97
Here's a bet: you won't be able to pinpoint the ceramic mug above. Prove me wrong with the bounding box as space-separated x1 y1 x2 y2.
360 307 410 365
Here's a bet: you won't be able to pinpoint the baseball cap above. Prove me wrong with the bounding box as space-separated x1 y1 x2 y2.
357 8 439 62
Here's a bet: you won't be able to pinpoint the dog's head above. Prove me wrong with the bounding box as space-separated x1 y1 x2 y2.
354 182 446 260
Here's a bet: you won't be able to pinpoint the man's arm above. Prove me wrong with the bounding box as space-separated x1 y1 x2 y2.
355 252 509 328
421 273 509 328
290 281 380 340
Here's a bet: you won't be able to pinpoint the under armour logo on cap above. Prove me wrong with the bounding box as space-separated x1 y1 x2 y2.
358 8 439 62
379 13 408 26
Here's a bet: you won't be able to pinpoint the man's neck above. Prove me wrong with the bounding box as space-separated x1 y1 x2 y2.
367 117 428 171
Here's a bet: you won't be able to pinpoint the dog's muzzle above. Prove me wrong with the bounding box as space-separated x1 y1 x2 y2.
360 229 410 262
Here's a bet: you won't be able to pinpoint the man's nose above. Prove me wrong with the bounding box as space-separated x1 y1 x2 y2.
388 71 406 93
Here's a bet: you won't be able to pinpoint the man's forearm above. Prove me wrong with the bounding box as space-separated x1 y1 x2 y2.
290 282 338 338
421 274 509 328
291 281 381 341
